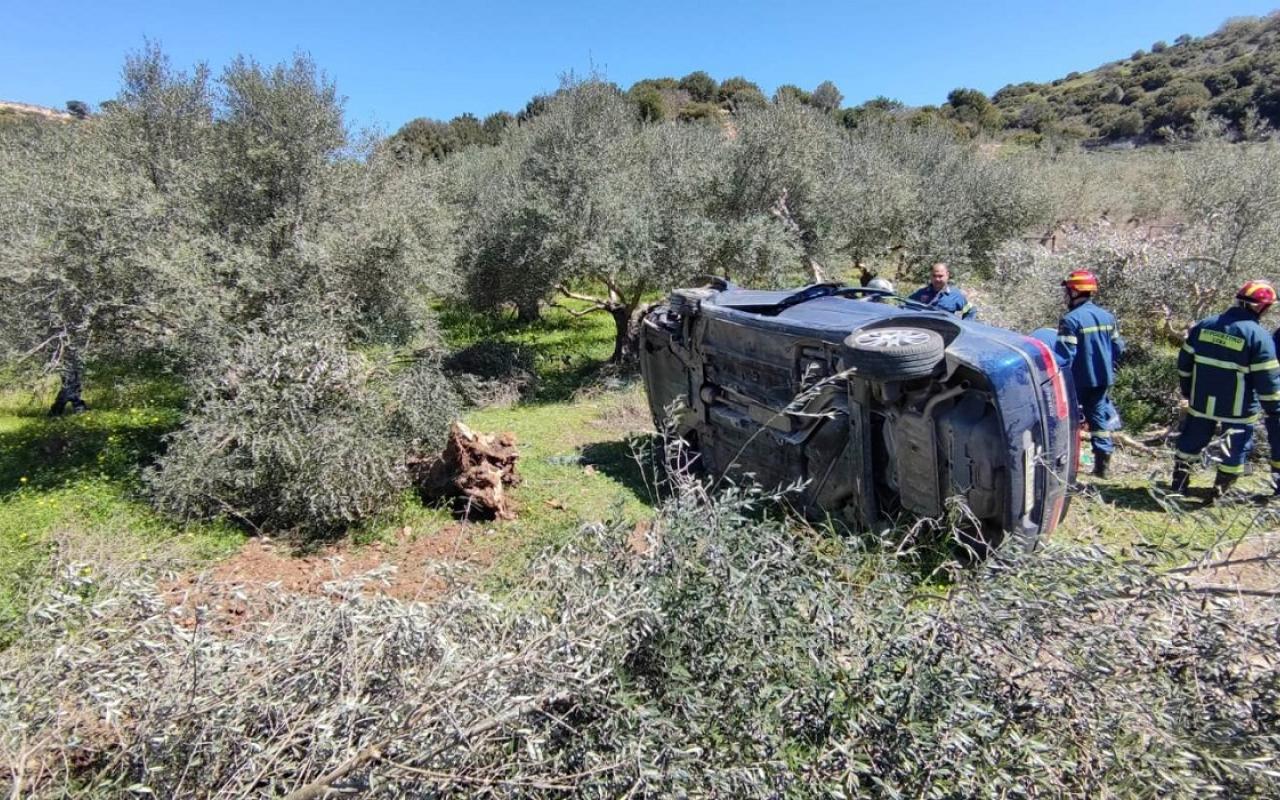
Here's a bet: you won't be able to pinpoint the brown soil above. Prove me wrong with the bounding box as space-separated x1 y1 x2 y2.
163 524 493 631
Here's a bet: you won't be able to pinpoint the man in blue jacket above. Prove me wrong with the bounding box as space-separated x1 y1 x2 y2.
1055 270 1124 478
909 262 976 320
1174 280 1280 499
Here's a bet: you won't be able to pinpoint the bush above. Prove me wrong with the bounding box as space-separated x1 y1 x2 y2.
677 70 717 103
1111 343 1181 430
442 340 537 407
146 321 458 535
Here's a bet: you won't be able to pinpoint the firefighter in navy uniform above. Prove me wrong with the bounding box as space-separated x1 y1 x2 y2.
1055 270 1124 478
1173 280 1280 499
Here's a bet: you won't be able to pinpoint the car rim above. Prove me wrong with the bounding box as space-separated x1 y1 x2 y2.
854 329 933 349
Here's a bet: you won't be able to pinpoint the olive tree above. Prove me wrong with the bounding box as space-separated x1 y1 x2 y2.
0 116 214 412
718 101 862 282
454 80 795 362
106 40 213 192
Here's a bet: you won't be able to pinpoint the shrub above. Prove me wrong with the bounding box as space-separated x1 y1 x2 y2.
631 85 665 121
146 321 458 535
442 340 537 407
1111 343 1181 430
717 76 766 111
1106 107 1145 138
677 70 717 103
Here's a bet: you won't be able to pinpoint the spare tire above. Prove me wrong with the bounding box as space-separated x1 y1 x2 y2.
842 327 946 380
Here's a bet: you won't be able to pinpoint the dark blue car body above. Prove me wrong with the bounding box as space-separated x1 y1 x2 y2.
639 282 1079 549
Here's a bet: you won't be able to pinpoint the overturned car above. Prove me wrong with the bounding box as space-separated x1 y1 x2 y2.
639 281 1079 550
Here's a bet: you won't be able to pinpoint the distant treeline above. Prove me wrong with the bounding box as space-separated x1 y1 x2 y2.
386 11 1280 161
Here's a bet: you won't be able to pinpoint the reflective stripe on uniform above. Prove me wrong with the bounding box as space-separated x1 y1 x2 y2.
1194 354 1247 372
1176 449 1201 462
1250 359 1280 372
1177 370 1192 377
1270 459 1280 469
1182 343 1195 355
1186 406 1260 424
1260 392 1280 402
1217 462 1245 475
1079 324 1115 334
1060 335 1078 344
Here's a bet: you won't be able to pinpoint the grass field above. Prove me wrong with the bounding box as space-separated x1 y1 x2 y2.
2 303 1270 646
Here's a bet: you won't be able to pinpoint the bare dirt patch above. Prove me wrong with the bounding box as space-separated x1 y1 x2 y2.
163 524 493 630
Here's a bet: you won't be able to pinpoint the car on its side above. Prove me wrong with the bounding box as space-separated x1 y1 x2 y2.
639 281 1078 551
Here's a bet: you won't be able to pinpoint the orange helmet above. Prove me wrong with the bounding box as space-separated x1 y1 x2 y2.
1236 280 1277 313
1062 269 1099 294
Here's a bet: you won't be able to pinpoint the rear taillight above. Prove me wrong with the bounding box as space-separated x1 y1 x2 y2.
1025 338 1070 420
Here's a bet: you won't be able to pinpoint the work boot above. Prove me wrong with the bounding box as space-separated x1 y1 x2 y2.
1171 464 1191 495
1092 452 1111 479
1210 471 1239 502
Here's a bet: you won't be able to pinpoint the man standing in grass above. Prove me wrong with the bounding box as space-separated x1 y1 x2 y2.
1055 270 1124 478
1173 280 1280 500
909 262 976 320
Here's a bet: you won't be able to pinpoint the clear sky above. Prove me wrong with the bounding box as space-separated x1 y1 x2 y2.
3 1 1277 133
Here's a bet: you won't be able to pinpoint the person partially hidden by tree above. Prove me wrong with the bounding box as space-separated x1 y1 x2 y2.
909 262 976 320
49 349 88 416
1173 280 1280 501
1055 270 1124 478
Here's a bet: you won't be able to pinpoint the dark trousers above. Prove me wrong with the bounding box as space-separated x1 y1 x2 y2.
1077 385 1118 456
1174 414 1280 476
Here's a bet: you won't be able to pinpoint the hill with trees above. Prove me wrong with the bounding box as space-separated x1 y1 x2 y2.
987 12 1280 144
387 11 1280 158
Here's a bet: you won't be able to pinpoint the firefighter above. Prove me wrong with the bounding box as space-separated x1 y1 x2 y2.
1055 269 1124 478
1173 280 1280 499
909 262 976 319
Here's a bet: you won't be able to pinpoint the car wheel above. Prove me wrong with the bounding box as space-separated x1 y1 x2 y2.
842 327 946 380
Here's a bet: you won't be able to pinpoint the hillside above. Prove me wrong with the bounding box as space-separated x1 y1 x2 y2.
0 99 73 121
989 11 1280 143
389 11 1280 162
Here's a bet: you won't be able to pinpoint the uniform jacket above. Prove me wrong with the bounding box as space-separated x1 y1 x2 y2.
1055 300 1124 389
1178 306 1280 423
908 284 975 319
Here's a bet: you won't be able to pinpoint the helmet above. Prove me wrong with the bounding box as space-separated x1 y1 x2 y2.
867 277 895 293
1236 279 1277 313
1061 269 1099 294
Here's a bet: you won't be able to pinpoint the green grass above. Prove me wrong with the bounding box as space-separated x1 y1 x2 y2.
0 374 242 647
438 300 622 402
465 385 657 584
1056 454 1275 559
362 301 661 584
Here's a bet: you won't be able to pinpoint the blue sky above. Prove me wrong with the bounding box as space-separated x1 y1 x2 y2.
4 1 1277 133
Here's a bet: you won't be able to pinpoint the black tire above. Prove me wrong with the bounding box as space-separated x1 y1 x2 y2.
842 327 946 380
